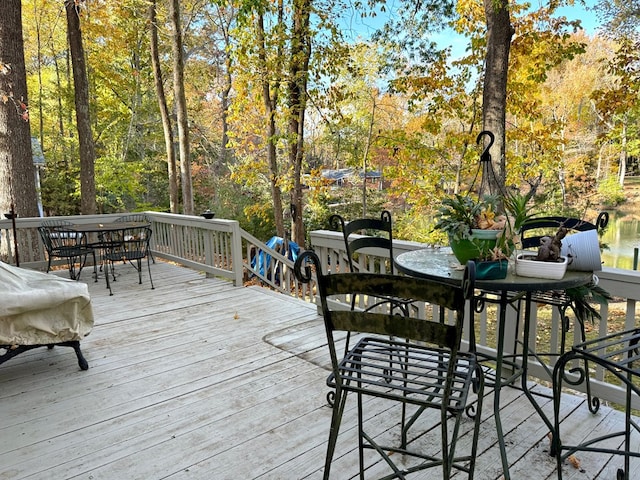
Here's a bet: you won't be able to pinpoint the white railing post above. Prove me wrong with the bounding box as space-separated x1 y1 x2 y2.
230 220 244 286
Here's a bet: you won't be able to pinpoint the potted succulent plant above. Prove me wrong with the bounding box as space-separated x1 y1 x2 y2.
435 194 507 257
434 190 536 278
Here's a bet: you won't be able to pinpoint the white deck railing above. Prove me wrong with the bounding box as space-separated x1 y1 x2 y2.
1 214 638 406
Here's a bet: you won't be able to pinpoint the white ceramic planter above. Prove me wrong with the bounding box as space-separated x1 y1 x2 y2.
515 254 568 280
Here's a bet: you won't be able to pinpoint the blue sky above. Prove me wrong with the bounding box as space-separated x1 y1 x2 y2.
555 0 600 34
341 0 603 51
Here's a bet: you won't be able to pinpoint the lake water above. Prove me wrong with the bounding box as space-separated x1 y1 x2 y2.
600 214 640 270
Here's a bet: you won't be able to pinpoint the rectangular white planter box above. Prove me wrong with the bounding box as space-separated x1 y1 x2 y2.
515 254 568 280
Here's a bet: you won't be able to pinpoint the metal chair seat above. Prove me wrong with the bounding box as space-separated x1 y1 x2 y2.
336 336 477 410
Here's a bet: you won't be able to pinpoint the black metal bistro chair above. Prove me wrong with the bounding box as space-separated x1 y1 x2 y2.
38 220 96 280
102 225 154 295
114 213 154 263
519 212 609 253
295 251 483 479
552 328 640 480
516 212 609 361
327 211 417 403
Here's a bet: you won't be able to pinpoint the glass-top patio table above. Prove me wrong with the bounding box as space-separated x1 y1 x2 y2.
395 247 594 479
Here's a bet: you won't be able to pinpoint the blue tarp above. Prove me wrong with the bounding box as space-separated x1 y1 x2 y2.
251 236 299 282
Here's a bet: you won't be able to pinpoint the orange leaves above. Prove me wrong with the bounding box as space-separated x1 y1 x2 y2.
568 454 581 470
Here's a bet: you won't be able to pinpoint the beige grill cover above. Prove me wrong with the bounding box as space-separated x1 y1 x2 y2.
0 261 94 345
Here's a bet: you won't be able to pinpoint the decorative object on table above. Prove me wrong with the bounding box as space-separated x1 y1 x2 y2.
435 193 508 265
201 209 215 219
515 253 569 280
560 228 603 271
434 190 532 272
535 226 567 262
476 258 509 280
515 226 570 279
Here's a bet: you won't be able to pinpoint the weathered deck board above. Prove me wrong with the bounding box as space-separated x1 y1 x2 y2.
0 261 636 480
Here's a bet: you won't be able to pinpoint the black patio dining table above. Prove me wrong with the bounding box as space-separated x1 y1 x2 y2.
395 247 594 480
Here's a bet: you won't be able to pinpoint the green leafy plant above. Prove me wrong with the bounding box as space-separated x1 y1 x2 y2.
434 194 499 239
434 193 513 261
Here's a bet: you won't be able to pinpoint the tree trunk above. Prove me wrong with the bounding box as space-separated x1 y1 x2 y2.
482 0 512 193
257 13 285 239
361 101 376 217
65 0 96 215
0 0 39 219
619 118 627 186
169 0 194 215
149 0 179 213
217 3 234 166
288 0 311 246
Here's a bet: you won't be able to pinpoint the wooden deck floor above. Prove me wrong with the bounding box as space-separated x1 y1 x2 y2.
0 261 637 480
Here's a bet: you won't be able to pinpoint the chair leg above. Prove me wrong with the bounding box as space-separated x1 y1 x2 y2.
67 257 78 280
137 258 143 284
147 256 154 289
324 386 347 480
104 258 114 296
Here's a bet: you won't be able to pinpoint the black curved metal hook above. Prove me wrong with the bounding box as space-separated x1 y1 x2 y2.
476 130 495 163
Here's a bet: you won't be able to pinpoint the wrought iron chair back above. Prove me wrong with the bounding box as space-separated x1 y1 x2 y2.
519 212 609 250
329 210 395 275
294 251 483 479
552 328 640 479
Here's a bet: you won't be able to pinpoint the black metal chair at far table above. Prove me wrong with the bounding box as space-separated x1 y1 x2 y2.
294 251 483 479
114 213 155 263
102 224 154 295
38 219 96 280
552 328 640 480
513 213 609 357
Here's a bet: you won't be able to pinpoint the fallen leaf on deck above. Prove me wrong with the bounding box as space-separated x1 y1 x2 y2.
568 454 581 469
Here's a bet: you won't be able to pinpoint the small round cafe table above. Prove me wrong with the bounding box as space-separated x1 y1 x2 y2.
395 247 594 479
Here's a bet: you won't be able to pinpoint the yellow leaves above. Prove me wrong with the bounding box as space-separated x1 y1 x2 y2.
476 206 507 230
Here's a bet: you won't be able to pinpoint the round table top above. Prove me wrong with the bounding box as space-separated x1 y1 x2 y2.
395 248 594 293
